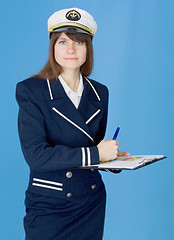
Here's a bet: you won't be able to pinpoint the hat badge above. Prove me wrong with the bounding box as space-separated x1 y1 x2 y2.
66 10 81 21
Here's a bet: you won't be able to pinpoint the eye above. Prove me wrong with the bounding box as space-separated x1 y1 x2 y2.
75 41 83 45
59 40 67 45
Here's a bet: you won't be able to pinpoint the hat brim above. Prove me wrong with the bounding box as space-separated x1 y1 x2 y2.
50 26 93 38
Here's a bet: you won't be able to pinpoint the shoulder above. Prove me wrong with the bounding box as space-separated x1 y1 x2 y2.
16 77 46 91
16 77 48 98
16 77 48 105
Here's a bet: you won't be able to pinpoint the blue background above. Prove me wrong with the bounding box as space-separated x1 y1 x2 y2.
1 0 173 239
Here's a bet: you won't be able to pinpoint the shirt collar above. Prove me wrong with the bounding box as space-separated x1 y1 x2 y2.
58 73 84 97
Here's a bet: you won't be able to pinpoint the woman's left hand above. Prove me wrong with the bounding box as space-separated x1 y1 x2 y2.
117 151 131 157
104 151 131 174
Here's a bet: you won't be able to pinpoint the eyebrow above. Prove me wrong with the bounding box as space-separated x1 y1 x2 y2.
58 37 82 42
58 37 69 40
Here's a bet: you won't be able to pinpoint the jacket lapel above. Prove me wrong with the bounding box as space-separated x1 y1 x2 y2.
46 77 102 142
78 77 102 124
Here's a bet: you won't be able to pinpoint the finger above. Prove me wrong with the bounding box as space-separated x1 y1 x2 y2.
113 140 119 146
115 150 118 158
117 151 131 157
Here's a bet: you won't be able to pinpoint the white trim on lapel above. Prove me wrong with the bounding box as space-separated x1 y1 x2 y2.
47 79 53 100
86 109 101 124
52 107 94 142
84 77 101 101
47 77 101 101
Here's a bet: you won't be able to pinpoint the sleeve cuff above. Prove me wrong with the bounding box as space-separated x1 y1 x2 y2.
81 146 100 167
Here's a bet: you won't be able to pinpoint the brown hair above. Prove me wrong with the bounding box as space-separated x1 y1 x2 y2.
33 32 94 80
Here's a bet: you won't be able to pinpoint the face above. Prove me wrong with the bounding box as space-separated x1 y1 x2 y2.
54 32 87 72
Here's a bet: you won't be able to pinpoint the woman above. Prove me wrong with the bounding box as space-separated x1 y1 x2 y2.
16 8 130 240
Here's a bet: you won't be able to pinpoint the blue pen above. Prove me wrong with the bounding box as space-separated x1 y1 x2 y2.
113 125 120 140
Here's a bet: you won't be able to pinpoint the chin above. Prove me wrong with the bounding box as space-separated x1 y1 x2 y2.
62 64 82 70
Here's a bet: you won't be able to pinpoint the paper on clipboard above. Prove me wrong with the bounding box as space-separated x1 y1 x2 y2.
85 155 166 170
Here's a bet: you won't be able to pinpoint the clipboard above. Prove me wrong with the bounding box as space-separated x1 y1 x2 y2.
81 155 166 170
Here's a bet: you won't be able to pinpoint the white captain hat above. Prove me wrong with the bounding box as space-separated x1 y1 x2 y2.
48 8 97 39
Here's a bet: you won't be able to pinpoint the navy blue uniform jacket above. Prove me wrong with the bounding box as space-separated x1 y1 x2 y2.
16 76 109 203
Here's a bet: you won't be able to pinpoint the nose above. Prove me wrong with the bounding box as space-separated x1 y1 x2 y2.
67 43 76 54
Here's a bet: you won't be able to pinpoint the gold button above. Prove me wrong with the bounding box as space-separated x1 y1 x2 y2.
66 171 72 178
91 184 96 190
91 169 95 172
66 192 72 198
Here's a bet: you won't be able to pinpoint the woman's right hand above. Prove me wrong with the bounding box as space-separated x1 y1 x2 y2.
97 140 119 163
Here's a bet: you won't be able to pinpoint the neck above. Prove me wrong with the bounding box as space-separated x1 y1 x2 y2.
60 69 81 92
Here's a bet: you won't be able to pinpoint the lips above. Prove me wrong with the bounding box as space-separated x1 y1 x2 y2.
64 58 78 60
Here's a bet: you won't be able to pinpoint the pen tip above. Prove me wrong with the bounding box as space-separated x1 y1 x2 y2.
118 125 120 128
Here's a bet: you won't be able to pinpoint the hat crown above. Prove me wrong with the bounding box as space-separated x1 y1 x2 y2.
48 8 97 38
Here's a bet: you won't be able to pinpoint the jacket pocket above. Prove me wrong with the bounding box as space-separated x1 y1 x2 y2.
32 178 63 191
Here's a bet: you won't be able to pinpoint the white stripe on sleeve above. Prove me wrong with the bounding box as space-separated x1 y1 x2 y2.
81 147 86 166
87 147 91 166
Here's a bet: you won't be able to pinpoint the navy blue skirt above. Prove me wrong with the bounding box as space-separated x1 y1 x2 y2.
24 185 106 240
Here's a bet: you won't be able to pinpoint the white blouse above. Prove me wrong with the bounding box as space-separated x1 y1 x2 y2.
58 74 84 109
